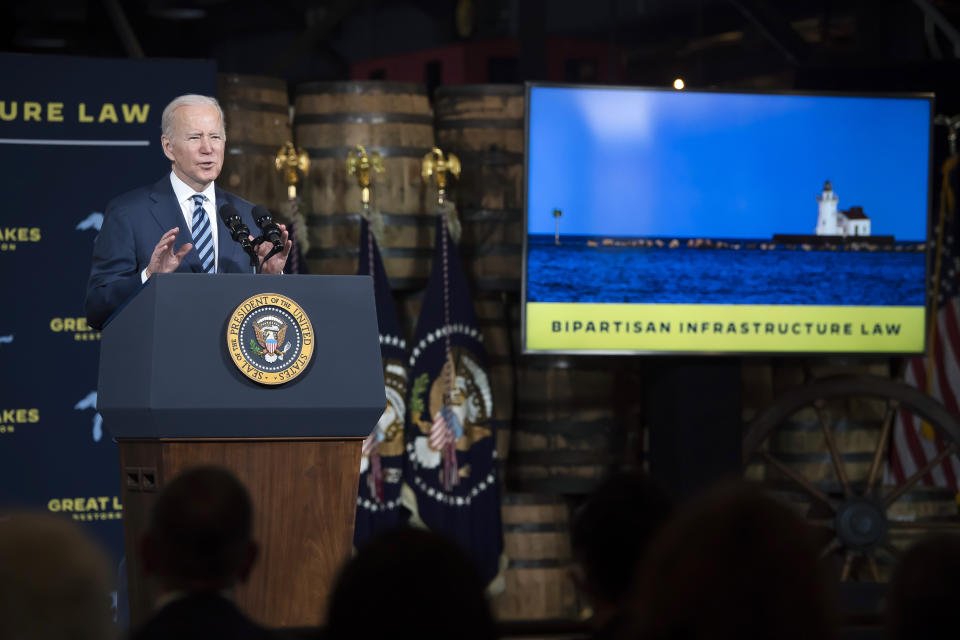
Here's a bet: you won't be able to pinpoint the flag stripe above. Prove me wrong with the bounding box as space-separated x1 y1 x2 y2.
896 358 932 485
911 352 947 486
906 357 937 484
931 326 960 485
937 305 960 413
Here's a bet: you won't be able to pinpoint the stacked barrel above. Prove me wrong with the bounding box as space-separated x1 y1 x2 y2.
294 82 436 286
217 74 292 217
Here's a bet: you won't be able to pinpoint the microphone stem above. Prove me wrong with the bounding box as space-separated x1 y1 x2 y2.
257 244 282 273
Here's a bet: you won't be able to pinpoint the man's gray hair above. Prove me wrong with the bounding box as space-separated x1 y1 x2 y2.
161 94 226 139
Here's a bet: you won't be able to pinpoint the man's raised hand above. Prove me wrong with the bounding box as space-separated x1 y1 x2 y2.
145 227 193 278
254 224 291 275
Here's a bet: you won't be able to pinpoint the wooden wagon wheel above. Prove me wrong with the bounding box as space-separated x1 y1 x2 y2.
743 374 960 582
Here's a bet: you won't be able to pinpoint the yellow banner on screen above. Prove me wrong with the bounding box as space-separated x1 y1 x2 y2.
525 303 925 353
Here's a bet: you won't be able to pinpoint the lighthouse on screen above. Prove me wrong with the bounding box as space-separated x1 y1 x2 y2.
815 180 839 235
815 180 871 237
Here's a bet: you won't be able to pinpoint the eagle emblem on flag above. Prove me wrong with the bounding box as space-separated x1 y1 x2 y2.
412 348 493 484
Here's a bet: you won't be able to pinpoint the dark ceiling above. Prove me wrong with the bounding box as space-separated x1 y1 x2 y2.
3 0 960 96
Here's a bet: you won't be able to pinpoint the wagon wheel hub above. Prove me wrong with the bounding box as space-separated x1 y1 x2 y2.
834 497 887 551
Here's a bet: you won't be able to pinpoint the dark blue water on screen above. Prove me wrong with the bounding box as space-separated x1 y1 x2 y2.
526 235 926 306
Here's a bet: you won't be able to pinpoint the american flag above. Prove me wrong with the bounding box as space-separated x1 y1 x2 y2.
429 408 456 450
888 156 960 492
361 432 379 457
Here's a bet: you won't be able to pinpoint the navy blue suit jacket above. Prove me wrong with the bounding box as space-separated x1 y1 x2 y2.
85 175 259 329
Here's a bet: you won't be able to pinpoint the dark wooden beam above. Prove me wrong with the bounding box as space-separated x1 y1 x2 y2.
727 0 811 65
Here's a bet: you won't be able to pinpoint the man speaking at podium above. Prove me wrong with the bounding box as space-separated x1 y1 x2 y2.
85 94 291 330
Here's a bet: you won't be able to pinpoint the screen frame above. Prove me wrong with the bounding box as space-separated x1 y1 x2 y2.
520 81 935 357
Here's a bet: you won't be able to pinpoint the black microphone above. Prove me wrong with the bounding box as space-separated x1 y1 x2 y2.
218 203 252 247
252 205 283 249
219 203 258 271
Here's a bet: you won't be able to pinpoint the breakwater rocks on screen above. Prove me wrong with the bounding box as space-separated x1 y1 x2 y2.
583 237 926 252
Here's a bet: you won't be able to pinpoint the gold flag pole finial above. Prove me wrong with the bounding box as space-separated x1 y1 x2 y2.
421 146 461 206
347 144 385 209
422 147 462 243
348 144 386 246
275 141 310 199
274 141 311 263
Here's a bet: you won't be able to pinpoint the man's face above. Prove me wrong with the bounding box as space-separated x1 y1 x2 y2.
161 104 225 192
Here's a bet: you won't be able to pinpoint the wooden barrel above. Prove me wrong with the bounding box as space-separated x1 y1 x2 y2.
885 485 959 581
492 493 580 621
217 74 291 216
434 85 524 291
508 360 640 495
474 293 519 464
766 409 882 490
750 361 893 488
294 82 435 287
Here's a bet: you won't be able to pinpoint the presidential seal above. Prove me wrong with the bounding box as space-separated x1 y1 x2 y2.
226 293 314 385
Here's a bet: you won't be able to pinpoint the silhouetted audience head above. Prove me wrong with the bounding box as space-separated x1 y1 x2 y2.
143 465 258 592
570 471 673 628
325 528 496 640
632 481 835 640
0 512 116 640
886 533 960 640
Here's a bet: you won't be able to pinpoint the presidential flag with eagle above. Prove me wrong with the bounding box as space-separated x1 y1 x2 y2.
402 214 504 584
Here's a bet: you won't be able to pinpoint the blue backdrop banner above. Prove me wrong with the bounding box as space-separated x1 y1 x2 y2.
0 53 216 623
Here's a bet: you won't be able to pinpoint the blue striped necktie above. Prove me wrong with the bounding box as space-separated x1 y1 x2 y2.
191 194 215 273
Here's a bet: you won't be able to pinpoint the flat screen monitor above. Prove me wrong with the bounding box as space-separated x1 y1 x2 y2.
523 83 932 355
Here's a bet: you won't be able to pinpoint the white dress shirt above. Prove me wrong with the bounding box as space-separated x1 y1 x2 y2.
141 171 219 283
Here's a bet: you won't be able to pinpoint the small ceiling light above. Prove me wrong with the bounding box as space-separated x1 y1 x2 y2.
673 78 685 90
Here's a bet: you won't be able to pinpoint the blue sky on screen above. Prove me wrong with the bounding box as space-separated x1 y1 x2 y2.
527 86 930 241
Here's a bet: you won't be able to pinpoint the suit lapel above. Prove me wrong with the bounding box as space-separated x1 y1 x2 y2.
148 176 201 271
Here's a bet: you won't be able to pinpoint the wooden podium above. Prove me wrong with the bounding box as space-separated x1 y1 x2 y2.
97 274 385 628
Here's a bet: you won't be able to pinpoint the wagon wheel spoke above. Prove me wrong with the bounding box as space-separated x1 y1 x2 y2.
865 399 898 492
839 551 856 582
819 537 842 560
761 450 835 511
866 553 881 582
815 400 853 498
883 443 960 507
